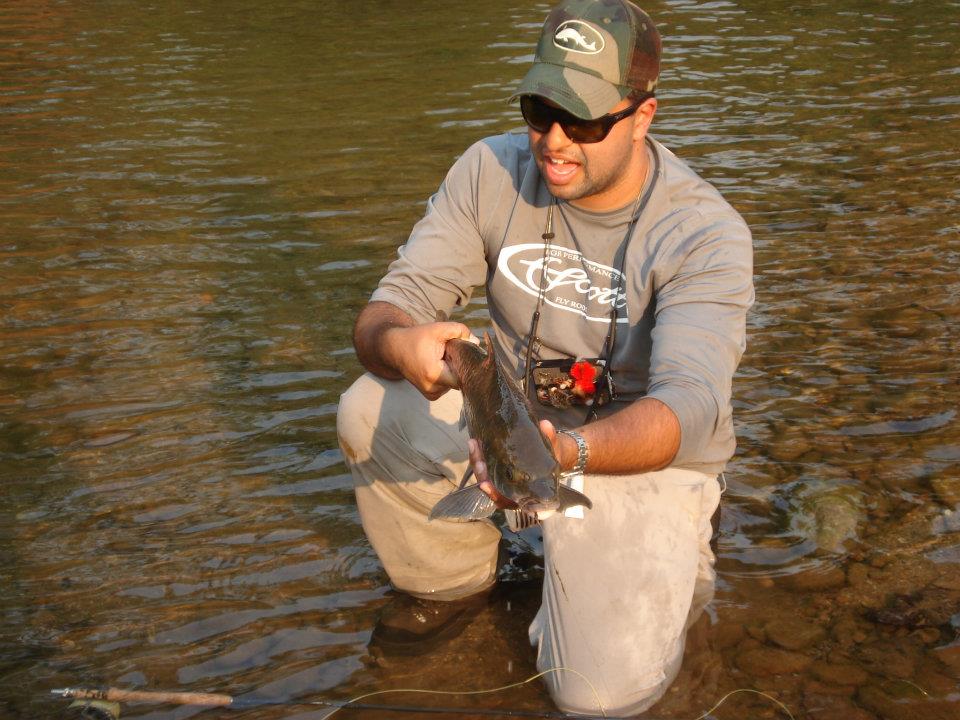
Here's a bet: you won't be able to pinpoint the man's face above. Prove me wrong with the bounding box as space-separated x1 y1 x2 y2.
528 96 657 212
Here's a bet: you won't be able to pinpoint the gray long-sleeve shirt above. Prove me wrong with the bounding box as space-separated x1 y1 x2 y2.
371 131 754 474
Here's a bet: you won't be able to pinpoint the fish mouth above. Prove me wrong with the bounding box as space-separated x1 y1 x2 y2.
518 498 559 516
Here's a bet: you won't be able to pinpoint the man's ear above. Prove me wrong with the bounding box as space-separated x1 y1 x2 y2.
632 97 658 142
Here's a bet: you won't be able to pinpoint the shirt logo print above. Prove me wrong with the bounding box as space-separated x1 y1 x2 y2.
497 243 627 323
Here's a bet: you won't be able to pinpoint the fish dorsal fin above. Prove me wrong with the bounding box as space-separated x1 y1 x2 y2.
557 484 593 511
481 332 496 367
482 332 494 355
428 485 497 522
452 336 487 363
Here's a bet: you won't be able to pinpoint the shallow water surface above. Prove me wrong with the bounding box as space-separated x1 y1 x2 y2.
1 1 959 718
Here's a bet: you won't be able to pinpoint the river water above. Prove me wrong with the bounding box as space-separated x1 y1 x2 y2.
1 0 958 718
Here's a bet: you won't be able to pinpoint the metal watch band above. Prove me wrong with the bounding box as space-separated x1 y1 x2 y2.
558 429 589 475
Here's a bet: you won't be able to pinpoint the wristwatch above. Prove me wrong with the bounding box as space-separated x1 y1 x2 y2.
557 429 589 475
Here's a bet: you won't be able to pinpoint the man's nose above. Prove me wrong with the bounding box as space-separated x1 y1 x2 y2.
544 121 573 148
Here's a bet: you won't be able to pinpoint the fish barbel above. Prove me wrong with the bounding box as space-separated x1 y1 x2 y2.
428 333 592 526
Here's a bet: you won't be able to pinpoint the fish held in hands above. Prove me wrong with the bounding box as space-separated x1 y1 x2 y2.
429 333 592 528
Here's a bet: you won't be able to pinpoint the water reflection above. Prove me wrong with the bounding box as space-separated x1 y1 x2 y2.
1 0 959 717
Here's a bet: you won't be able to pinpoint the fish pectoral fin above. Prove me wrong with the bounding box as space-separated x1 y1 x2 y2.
428 485 497 522
557 484 593 511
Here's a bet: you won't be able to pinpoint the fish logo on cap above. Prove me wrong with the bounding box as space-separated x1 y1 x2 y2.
553 20 604 55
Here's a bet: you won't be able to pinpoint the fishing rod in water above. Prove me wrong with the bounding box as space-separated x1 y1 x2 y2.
51 686 614 720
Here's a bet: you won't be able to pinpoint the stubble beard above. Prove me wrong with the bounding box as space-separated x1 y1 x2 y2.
535 140 636 206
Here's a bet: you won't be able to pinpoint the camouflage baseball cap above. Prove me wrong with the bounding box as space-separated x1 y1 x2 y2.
511 0 661 120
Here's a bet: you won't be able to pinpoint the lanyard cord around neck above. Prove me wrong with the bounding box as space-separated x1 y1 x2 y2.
523 142 660 417
521 193 634 406
522 199 555 394
589 145 660 420
587 190 643 421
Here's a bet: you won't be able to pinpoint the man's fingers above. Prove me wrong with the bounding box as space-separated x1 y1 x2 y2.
436 321 473 342
466 437 510 509
422 388 448 401
468 438 484 463
432 323 471 390
539 419 566 463
467 438 490 485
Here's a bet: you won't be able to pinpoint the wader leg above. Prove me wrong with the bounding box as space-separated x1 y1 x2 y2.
337 373 501 601
530 469 721 716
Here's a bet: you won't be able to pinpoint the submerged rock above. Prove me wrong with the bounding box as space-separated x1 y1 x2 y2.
930 477 960 509
857 681 960 720
811 492 862 553
932 641 960 679
765 617 826 651
931 507 960 535
736 646 814 676
802 692 877 720
810 659 870 686
781 563 847 592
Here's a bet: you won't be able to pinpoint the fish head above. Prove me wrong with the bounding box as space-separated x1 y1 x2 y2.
518 496 560 517
526 475 562 508
492 433 562 515
490 463 559 515
488 460 524 503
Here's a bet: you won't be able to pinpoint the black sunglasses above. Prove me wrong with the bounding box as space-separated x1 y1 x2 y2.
519 94 648 143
